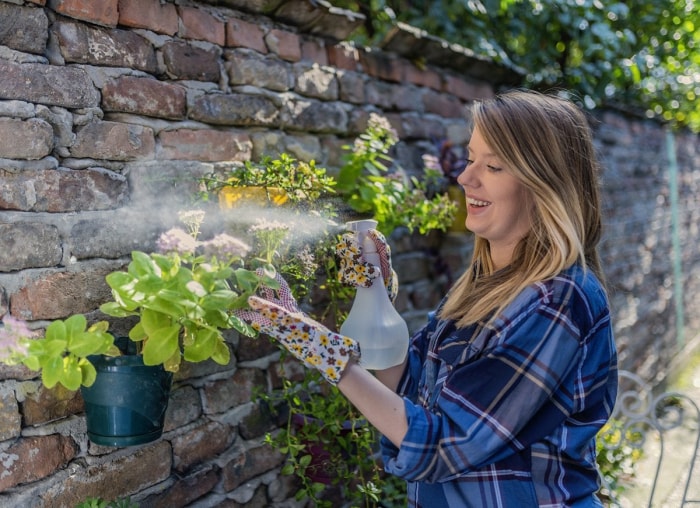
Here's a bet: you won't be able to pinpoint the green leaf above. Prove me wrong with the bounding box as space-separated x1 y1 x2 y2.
182 328 217 363
79 359 98 387
141 324 180 366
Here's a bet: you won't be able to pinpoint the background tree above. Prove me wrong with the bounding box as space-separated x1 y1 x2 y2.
335 0 700 132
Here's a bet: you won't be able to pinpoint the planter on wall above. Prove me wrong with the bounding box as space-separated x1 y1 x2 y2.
81 352 173 447
218 185 288 209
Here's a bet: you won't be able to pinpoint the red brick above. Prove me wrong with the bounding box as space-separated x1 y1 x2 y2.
0 435 78 490
171 421 233 473
21 384 84 425
158 129 252 162
0 391 21 441
327 42 359 71
423 89 466 118
71 121 155 160
178 5 225 46
404 62 443 91
11 267 115 321
443 74 495 101
226 17 267 53
221 444 285 491
48 0 118 27
301 38 328 65
0 117 53 160
360 49 403 83
265 29 301 62
102 76 186 120
118 0 177 35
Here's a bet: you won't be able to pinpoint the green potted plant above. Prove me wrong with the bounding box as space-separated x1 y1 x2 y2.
0 209 278 446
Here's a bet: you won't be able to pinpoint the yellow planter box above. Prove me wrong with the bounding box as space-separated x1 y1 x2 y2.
218 186 288 209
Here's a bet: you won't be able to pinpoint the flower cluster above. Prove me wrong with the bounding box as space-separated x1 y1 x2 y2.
0 316 32 362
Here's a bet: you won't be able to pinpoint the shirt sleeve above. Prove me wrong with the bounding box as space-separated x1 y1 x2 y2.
382 279 597 483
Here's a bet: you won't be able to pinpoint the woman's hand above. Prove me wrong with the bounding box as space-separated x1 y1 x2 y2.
336 228 398 302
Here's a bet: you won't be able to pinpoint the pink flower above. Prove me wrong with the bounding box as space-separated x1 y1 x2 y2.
156 228 197 255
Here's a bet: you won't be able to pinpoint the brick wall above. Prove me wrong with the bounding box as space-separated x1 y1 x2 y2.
0 0 698 506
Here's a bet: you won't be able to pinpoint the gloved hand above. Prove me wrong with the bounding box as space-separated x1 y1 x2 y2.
336 228 398 302
235 272 360 385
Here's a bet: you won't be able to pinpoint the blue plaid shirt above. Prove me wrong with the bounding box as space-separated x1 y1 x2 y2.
381 264 618 507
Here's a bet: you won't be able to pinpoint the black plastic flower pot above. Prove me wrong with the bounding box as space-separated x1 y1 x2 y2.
80 353 173 447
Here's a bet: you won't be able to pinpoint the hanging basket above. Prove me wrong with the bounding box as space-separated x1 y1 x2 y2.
80 353 173 447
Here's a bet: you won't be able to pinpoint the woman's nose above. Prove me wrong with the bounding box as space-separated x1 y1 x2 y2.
456 163 476 187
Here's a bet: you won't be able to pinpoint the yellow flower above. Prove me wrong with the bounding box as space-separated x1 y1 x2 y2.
319 334 330 347
307 355 322 366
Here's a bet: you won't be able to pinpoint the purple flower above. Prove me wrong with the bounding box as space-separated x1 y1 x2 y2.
0 316 33 360
156 228 197 255
201 234 250 261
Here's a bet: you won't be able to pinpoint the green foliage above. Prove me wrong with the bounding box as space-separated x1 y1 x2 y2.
596 419 644 500
202 152 336 204
260 370 404 507
5 314 118 391
335 0 700 132
337 113 457 235
100 211 276 372
75 497 138 508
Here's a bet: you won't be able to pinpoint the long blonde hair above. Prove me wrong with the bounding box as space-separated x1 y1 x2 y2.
439 90 604 327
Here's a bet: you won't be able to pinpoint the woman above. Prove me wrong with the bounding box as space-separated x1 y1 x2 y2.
239 89 618 507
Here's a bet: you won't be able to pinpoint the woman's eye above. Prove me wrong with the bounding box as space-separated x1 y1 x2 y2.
487 165 502 172
465 159 473 166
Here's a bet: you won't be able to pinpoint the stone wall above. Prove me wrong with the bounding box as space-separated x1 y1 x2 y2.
0 0 698 506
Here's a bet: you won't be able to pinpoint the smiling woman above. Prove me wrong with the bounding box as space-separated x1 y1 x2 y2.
236 89 618 508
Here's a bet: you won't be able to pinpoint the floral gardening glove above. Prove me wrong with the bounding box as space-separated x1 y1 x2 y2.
235 272 360 385
336 229 398 303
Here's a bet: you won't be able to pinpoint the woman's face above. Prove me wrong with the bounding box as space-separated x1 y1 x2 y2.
457 126 533 268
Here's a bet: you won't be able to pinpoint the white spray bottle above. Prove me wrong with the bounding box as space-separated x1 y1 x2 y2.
339 219 409 370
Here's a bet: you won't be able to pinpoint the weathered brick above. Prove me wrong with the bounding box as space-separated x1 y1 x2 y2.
158 129 252 162
0 3 49 55
0 434 78 491
300 37 328 65
422 89 466 118
0 222 62 271
161 41 221 82
69 214 161 260
294 64 338 101
327 42 360 71
336 70 366 105
117 0 178 35
163 385 201 432
0 117 53 160
226 17 267 53
52 19 157 73
0 61 99 109
178 5 225 46
11 267 115 320
282 97 348 134
0 389 21 441
265 29 301 62
221 443 285 491
0 168 129 213
443 74 494 101
47 0 118 27
237 334 278 363
102 76 187 120
203 367 265 414
71 121 155 161
404 62 443 91
360 50 404 83
21 383 83 425
225 51 292 91
171 421 233 473
139 466 220 508
191 93 280 127
37 441 172 506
